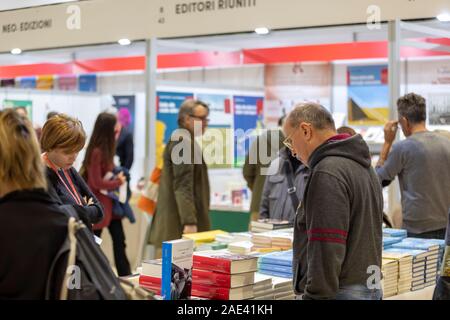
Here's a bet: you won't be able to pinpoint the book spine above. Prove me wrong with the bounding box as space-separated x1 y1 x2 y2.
161 242 173 300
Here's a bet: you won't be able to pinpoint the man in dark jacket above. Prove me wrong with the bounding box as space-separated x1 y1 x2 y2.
283 102 383 300
260 146 308 222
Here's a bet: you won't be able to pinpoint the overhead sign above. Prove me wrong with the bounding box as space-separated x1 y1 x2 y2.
0 0 449 53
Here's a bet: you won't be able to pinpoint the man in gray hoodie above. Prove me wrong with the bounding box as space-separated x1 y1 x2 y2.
284 102 383 300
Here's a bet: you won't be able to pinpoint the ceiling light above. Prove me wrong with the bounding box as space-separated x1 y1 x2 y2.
437 13 450 22
255 27 270 35
118 38 131 46
11 48 22 55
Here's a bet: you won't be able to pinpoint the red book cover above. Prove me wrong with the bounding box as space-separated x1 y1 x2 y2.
139 275 161 295
191 284 230 300
193 255 232 274
192 269 232 288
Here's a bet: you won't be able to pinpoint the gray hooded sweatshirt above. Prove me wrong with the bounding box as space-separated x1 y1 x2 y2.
293 134 383 299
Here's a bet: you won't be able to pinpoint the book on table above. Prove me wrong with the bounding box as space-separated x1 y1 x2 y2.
193 250 258 274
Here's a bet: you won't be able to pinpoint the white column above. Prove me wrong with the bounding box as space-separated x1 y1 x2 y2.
144 38 158 177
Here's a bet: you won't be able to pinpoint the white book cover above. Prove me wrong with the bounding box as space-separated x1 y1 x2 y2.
161 239 194 300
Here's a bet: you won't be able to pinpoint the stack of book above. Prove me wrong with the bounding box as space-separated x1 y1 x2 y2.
215 232 253 244
195 242 228 252
251 273 274 300
271 275 295 300
391 238 442 288
383 228 408 240
250 219 293 233
182 230 227 246
383 237 403 249
139 259 162 295
384 247 429 291
252 231 293 250
382 251 413 294
191 250 258 300
228 241 254 255
381 259 399 297
257 250 293 279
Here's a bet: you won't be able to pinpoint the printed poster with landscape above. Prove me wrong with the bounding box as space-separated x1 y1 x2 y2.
233 95 264 167
347 65 389 126
196 93 233 169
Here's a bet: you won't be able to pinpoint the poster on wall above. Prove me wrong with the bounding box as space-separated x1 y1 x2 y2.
233 95 264 167
157 91 193 144
428 93 450 126
347 65 389 126
2 99 33 119
196 93 233 169
113 95 136 136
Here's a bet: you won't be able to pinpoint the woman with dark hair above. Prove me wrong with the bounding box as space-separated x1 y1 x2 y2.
81 112 131 276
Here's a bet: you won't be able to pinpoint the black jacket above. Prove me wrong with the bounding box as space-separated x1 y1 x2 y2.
0 189 68 299
116 127 134 170
293 134 383 299
46 167 104 226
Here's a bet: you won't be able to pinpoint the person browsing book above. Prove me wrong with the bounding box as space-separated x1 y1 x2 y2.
376 93 450 239
40 114 104 228
0 109 68 299
284 102 383 300
80 112 131 276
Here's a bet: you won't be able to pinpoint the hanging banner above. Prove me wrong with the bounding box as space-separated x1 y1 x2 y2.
0 78 15 88
347 65 389 126
233 95 264 167
79 74 97 92
2 99 33 119
36 75 54 90
57 75 77 91
19 77 36 89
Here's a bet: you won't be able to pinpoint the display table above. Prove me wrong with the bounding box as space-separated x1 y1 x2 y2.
209 205 251 232
386 285 435 300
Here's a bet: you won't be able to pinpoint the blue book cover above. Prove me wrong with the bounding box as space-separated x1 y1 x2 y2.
391 238 441 251
258 268 292 279
383 228 407 238
384 247 428 260
383 237 403 247
161 239 194 300
258 262 292 274
258 250 293 267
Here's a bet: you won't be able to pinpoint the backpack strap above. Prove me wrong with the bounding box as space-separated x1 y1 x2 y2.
59 217 80 300
283 160 300 211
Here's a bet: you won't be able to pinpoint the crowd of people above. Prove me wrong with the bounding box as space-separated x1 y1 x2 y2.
0 92 449 300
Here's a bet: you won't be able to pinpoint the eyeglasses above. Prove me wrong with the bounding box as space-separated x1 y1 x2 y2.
190 114 210 123
283 128 298 151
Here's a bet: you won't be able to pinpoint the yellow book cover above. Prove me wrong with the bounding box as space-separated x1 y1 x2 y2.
182 230 227 244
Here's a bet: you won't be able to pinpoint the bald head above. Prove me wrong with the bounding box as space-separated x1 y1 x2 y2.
286 102 335 131
283 102 336 165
